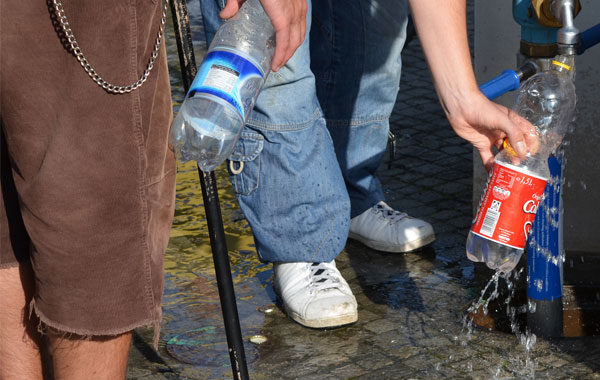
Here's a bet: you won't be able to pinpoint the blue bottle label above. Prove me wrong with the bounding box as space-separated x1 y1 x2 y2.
188 49 264 120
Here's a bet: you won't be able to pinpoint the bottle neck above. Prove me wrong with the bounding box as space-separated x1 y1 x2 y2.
551 55 575 79
495 147 551 179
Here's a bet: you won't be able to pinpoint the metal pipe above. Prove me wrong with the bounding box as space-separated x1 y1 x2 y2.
525 0 578 337
169 1 250 378
478 12 600 100
478 60 539 100
479 70 521 100
579 23 600 55
517 60 540 81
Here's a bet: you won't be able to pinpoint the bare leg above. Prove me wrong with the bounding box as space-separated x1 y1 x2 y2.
0 264 44 380
49 331 132 380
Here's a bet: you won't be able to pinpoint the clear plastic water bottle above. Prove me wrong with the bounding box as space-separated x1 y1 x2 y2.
467 55 576 274
170 0 275 171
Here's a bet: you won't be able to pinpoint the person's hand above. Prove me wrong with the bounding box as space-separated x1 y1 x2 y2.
220 0 307 72
441 89 539 171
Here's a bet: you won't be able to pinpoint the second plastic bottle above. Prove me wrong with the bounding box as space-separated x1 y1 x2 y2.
170 0 275 171
466 56 577 274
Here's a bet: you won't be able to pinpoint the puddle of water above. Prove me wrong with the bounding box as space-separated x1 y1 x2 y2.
166 325 273 366
162 162 273 365
162 8 283 372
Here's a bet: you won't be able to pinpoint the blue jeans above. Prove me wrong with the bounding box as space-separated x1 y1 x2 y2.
311 0 409 218
199 0 408 262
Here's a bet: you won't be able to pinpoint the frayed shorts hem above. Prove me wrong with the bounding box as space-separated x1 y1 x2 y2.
30 299 162 348
0 261 21 270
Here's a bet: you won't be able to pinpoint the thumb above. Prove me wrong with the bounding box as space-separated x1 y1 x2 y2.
502 127 528 157
219 0 243 19
506 109 539 155
492 106 533 157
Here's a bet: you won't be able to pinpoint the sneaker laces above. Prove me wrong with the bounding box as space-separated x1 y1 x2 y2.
374 203 408 224
308 262 341 292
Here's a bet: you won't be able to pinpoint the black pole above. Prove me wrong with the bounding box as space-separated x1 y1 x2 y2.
527 299 563 337
198 169 250 379
169 1 250 378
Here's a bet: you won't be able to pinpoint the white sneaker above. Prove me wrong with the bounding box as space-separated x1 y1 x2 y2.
273 260 358 328
349 201 435 253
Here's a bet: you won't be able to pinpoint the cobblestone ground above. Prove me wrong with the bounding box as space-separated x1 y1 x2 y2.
126 3 600 379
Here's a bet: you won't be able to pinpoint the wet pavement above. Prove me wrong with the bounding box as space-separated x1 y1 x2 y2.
126 3 600 379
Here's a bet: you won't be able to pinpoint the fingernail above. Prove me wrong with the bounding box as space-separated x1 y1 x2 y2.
516 141 526 156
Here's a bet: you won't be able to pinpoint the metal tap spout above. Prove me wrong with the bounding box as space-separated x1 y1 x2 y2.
551 0 580 55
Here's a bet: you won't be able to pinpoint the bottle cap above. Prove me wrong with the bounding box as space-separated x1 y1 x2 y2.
502 139 518 156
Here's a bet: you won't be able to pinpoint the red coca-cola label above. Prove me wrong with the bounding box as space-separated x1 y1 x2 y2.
471 162 547 249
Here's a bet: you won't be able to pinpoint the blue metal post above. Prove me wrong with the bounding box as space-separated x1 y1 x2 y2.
527 154 564 337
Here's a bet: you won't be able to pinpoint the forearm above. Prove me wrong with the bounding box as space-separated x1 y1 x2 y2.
407 0 537 168
407 0 480 116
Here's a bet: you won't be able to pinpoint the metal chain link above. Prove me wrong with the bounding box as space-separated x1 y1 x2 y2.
52 0 168 94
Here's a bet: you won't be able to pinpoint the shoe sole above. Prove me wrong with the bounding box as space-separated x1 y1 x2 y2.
287 309 358 329
348 232 436 253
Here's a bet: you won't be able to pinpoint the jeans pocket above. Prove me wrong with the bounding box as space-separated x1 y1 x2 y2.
228 131 264 196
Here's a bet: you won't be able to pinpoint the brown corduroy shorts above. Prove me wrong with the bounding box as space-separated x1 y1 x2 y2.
0 0 176 337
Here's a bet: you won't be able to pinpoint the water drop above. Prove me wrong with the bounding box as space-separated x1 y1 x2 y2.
258 304 276 314
249 335 268 344
528 299 537 313
535 279 544 292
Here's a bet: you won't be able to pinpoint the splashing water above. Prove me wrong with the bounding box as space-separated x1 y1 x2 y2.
461 268 538 378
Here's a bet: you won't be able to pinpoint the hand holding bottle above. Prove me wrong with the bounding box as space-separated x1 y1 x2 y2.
219 0 307 71
466 55 577 274
442 90 539 171
170 0 275 171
